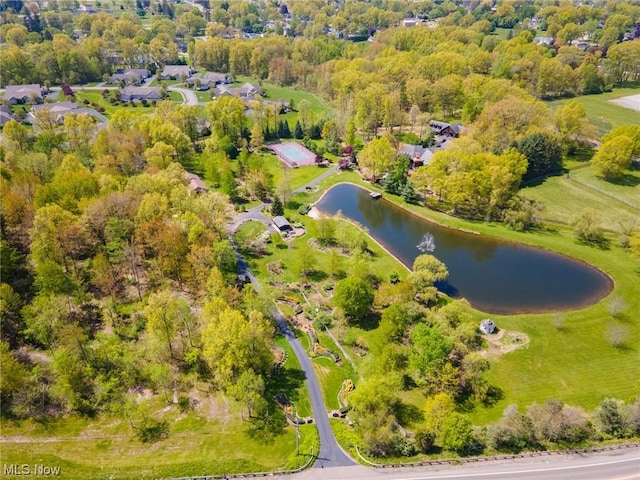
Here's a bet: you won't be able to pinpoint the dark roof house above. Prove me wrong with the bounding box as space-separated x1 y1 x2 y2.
4 84 44 104
429 120 461 138
185 72 233 90
0 106 16 127
120 86 163 101
185 172 208 194
214 82 262 100
108 69 151 85
160 65 194 80
398 143 434 166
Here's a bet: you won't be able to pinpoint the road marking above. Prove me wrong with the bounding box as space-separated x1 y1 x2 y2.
392 455 640 479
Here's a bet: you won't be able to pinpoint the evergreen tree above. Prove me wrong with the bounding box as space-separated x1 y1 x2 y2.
271 197 284 216
293 120 304 139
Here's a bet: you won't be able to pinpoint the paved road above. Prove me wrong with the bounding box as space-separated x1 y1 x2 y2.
293 446 640 480
235 252 355 468
168 86 202 106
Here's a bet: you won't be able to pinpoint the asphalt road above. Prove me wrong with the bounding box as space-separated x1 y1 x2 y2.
294 446 640 480
235 253 355 468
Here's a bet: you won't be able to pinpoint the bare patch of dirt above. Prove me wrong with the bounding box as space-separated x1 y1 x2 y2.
480 329 530 358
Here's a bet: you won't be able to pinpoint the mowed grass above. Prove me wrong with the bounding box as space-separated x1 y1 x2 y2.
74 90 152 117
275 335 313 418
312 332 358 411
292 171 640 426
520 172 640 231
0 406 314 480
546 87 640 137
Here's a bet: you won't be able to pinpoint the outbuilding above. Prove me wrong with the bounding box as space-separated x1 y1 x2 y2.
272 216 292 232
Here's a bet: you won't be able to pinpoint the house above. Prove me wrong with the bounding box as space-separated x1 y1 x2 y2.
28 102 107 129
429 120 461 138
272 216 292 232
398 143 434 167
108 69 151 85
0 106 16 127
185 172 208 194
214 82 262 100
4 84 44 104
185 72 233 90
534 36 554 46
159 65 194 80
479 319 496 334
402 18 419 27
120 86 163 101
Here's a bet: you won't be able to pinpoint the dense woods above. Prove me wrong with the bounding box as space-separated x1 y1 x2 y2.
1 0 640 471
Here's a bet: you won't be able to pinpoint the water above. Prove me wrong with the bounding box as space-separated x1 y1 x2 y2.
315 183 612 314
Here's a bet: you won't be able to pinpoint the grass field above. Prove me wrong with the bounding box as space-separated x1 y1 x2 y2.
312 331 358 411
74 90 153 117
286 171 640 427
275 336 313 418
520 168 640 231
0 399 317 479
547 87 640 137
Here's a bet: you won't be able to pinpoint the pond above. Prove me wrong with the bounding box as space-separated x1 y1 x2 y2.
315 183 613 314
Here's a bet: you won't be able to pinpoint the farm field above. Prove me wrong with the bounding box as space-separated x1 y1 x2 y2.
547 87 640 137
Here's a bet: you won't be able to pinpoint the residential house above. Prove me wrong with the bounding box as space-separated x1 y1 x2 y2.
4 84 44 104
120 86 163 102
0 106 16 127
28 101 107 129
108 69 151 85
159 65 194 80
185 172 208 194
402 18 419 27
214 82 262 100
185 72 233 91
429 120 461 138
534 36 554 46
398 143 434 167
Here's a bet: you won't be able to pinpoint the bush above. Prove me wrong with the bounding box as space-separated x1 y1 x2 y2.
135 418 169 443
298 204 311 215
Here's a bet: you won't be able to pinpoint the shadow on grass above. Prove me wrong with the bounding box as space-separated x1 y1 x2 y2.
607 173 640 187
395 401 424 426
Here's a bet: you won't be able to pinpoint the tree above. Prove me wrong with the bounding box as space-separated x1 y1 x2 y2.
333 276 374 320
201 304 273 388
293 120 304 139
348 376 400 457
249 122 264 151
271 197 284 216
517 133 563 180
226 370 266 420
591 135 634 181
439 413 475 454
358 136 396 183
573 209 607 247
596 398 633 438
553 100 595 153
409 323 451 378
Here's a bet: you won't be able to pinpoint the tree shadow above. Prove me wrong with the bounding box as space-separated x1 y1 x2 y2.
607 173 640 187
395 401 424 426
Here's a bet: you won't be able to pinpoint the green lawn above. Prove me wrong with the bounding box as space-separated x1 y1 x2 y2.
312 332 358 411
289 171 640 427
546 87 640 137
74 90 152 117
520 168 640 231
0 403 316 479
196 91 213 102
275 336 313 418
233 75 332 118
167 90 184 102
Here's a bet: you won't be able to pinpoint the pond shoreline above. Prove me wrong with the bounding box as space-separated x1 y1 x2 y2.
312 182 613 315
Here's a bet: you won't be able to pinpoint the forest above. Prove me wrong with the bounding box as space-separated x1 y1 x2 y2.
1 0 640 475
